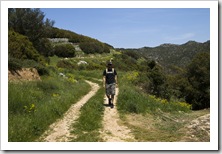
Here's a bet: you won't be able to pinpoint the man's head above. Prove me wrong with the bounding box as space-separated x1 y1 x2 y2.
107 61 113 68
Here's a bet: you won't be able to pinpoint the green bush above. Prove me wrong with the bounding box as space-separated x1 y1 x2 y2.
8 30 45 63
79 42 110 54
57 60 76 69
35 38 54 57
54 44 76 58
8 57 22 71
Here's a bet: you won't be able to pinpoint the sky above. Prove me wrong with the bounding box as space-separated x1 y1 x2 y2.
40 8 210 48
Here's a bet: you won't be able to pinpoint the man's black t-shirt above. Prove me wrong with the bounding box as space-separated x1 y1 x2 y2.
103 68 117 84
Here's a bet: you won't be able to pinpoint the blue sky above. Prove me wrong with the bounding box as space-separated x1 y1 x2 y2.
40 8 209 48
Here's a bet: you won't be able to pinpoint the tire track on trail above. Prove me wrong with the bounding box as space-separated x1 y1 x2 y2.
100 87 136 142
39 80 99 142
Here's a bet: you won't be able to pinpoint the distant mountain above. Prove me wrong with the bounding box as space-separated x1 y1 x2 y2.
117 40 210 72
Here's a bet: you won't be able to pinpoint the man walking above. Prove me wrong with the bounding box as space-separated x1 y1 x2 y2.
103 61 118 108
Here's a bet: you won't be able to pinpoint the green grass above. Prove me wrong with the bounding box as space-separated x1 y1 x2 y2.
70 85 104 142
8 76 91 142
49 55 60 67
117 83 191 115
116 72 200 141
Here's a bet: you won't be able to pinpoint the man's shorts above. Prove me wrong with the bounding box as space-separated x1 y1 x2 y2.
106 83 116 95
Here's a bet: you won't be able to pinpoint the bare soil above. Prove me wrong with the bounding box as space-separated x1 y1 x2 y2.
99 88 136 142
8 68 41 81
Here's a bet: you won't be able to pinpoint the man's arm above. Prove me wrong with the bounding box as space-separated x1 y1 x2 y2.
103 70 106 88
103 76 106 88
115 75 118 87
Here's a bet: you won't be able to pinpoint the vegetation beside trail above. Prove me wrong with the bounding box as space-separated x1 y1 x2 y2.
71 87 105 142
117 76 209 141
8 75 91 142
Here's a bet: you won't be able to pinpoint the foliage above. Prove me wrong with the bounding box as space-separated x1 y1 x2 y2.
48 27 113 50
8 56 22 71
119 40 210 73
166 52 210 110
79 42 110 54
117 80 191 114
35 38 54 57
57 60 76 69
8 57 49 76
8 8 54 44
185 52 210 110
115 48 210 110
8 30 45 63
54 44 76 58
146 66 170 99
122 50 141 60
113 52 139 71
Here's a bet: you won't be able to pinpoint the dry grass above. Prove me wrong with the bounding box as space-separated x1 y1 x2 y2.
122 109 210 142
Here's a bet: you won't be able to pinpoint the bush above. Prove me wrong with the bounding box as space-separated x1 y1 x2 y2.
57 60 76 69
54 44 76 58
35 38 54 57
8 30 45 63
79 42 110 54
8 57 22 71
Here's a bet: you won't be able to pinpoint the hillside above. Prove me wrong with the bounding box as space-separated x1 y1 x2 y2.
117 40 210 73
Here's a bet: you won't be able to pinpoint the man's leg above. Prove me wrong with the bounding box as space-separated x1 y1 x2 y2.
111 95 115 108
106 84 112 106
107 95 112 105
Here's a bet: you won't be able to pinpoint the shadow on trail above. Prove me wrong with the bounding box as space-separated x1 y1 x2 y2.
103 103 115 108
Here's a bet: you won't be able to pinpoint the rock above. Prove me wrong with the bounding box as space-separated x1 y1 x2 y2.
77 60 88 65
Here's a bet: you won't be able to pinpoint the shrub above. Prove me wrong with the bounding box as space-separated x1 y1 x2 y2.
35 38 54 57
8 30 45 63
20 59 49 76
8 57 22 71
57 60 76 69
79 42 110 54
54 44 76 58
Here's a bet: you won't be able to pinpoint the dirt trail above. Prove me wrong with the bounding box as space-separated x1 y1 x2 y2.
100 88 136 142
39 80 99 142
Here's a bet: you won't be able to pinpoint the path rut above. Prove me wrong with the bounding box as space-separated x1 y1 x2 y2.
100 87 136 142
39 80 99 142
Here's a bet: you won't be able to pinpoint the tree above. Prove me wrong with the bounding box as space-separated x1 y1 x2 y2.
147 66 169 99
8 8 55 54
185 52 210 110
35 38 54 57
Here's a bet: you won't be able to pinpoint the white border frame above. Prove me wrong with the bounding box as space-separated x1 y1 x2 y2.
1 0 218 150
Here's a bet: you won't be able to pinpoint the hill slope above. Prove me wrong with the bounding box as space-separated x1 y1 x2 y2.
117 40 210 73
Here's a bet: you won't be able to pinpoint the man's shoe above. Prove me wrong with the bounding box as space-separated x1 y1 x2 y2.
110 103 114 108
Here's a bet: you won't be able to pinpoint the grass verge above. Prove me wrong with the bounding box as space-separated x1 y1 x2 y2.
8 77 91 142
70 85 104 142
